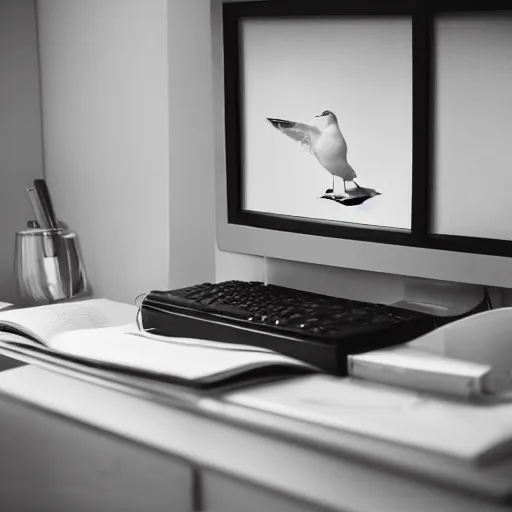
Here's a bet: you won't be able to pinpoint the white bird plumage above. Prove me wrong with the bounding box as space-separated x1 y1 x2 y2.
267 110 360 193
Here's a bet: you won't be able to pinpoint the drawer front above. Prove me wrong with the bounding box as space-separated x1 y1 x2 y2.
201 470 334 512
0 395 192 512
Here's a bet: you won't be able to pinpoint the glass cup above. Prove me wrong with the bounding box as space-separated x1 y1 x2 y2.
14 228 88 304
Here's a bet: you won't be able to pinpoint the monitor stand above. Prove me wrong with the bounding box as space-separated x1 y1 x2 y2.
263 257 485 318
389 276 484 317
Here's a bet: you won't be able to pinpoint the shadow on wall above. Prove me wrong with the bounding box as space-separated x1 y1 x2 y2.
0 0 44 303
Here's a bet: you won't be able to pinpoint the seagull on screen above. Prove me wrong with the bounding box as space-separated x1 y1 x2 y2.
267 110 360 194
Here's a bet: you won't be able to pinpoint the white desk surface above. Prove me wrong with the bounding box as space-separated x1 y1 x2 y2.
0 366 511 512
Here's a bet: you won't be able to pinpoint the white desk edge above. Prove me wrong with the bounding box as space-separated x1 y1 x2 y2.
0 366 510 512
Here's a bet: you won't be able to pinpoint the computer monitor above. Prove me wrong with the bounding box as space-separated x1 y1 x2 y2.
215 1 512 288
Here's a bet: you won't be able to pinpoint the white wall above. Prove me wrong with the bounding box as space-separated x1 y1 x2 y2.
36 0 216 302
166 0 216 289
0 0 44 303
37 0 171 303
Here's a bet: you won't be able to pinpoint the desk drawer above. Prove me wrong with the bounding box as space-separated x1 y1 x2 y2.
0 394 192 512
200 470 332 512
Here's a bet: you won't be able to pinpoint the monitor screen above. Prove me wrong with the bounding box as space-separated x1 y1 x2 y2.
432 11 512 242
241 16 413 231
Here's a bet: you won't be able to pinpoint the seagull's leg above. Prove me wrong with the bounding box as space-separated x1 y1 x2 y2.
343 180 347 194
353 179 361 189
332 175 335 192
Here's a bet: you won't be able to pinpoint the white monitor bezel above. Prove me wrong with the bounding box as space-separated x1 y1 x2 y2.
213 0 512 289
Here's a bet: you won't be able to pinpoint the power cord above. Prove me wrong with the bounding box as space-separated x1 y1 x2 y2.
134 292 148 330
484 286 493 310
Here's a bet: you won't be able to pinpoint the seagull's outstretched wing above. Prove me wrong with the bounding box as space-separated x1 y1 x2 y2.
267 118 319 153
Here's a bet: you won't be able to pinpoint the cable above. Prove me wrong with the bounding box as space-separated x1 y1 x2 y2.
134 292 148 331
484 287 493 310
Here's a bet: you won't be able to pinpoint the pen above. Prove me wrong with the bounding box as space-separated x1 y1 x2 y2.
33 179 59 229
27 187 49 229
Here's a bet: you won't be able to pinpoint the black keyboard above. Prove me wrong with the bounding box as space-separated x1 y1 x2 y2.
140 281 437 375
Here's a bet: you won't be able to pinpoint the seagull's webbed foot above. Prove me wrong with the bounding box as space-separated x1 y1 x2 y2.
320 186 381 206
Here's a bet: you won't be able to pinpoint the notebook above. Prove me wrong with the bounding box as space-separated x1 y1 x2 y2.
0 300 314 390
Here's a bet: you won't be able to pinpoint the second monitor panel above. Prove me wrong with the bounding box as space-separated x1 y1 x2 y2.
241 16 413 230
432 12 512 242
